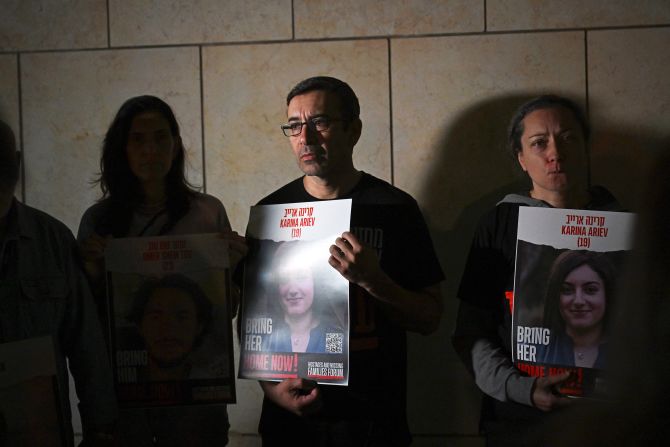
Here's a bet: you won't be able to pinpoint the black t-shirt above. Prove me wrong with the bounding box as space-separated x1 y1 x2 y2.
257 173 444 444
457 202 519 352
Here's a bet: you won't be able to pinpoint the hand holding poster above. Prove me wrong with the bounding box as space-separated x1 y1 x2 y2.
105 233 235 407
512 208 635 397
239 199 351 385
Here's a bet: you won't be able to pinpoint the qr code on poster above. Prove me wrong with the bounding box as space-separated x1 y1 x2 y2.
325 333 343 353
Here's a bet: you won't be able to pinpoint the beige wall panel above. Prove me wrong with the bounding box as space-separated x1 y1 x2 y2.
488 0 670 31
203 40 390 233
21 47 202 232
294 0 483 39
109 0 292 47
588 27 670 210
393 31 585 225
0 54 21 198
0 0 107 51
392 31 585 435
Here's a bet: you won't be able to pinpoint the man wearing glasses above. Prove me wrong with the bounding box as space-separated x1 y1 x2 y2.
255 76 444 446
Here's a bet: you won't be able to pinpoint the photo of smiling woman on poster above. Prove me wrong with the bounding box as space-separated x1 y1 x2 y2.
539 250 617 369
265 241 346 354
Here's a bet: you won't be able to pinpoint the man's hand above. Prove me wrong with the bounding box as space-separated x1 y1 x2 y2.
328 231 384 291
531 372 573 412
328 231 442 334
260 379 322 417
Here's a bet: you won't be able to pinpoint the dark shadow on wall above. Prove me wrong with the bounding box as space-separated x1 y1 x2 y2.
588 95 669 212
590 128 666 212
407 94 532 437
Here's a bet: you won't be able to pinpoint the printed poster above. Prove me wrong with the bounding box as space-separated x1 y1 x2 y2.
512 207 635 397
0 336 65 446
105 233 235 407
239 199 351 385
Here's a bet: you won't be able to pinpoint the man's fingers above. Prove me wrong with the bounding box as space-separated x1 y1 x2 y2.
330 243 346 259
297 378 317 390
328 255 340 268
340 231 360 249
333 237 350 254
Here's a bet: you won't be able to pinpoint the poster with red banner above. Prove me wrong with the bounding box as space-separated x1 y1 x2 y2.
0 336 65 446
512 207 635 397
239 199 351 385
105 233 235 407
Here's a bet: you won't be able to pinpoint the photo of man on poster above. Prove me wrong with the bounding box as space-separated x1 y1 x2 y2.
127 273 215 381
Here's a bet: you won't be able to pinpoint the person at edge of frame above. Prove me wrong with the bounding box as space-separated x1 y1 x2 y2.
452 95 623 446
0 119 118 446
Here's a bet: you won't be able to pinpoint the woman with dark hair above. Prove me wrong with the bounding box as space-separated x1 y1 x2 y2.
79 95 244 274
77 95 244 446
452 95 624 445
265 241 345 354
540 250 616 369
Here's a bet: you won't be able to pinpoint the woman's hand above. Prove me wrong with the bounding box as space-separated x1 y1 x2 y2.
531 372 573 411
78 233 110 282
219 230 248 268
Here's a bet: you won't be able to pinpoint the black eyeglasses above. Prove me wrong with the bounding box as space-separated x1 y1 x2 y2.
280 116 346 137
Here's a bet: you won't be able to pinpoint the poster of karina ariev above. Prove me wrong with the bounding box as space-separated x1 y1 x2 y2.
239 199 351 385
105 234 235 408
512 207 635 397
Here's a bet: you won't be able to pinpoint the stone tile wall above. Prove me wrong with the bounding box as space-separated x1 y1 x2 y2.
1 1 669 445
